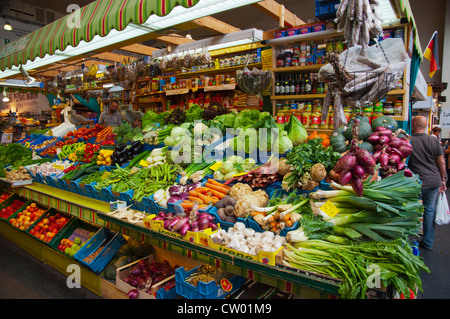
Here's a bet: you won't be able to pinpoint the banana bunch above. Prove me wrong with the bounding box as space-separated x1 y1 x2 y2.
58 143 85 160
85 64 98 77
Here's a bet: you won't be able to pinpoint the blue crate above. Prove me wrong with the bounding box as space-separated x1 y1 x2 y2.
102 185 120 202
315 0 340 20
175 266 245 299
33 172 47 184
156 285 179 299
74 227 126 274
85 182 104 201
149 193 171 215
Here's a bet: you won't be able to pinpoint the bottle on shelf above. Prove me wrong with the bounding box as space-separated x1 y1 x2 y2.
289 74 295 95
295 74 300 95
304 74 311 94
300 73 305 95
275 74 280 96
284 75 289 96
280 75 285 95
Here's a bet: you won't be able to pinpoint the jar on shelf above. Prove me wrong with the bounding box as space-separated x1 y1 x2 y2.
302 104 312 128
343 106 352 124
394 100 403 115
276 111 286 124
383 101 394 115
310 106 322 129
327 106 334 129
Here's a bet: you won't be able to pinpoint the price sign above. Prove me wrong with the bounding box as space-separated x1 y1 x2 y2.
139 160 149 167
52 164 65 170
321 201 340 218
220 278 233 292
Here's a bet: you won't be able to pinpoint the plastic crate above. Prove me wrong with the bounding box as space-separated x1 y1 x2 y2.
26 209 74 246
149 193 171 215
315 0 340 20
50 218 101 257
74 227 126 274
175 266 246 299
7 201 49 232
0 195 28 220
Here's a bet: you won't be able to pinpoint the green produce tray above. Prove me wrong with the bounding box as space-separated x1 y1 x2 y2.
4 199 33 223
7 200 50 232
0 192 14 207
26 208 75 247
0 194 26 220
50 218 101 257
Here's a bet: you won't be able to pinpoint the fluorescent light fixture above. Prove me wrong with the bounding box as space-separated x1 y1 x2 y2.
0 0 261 79
2 88 9 102
3 21 12 31
152 28 264 59
103 83 114 88
108 85 124 93
377 0 398 23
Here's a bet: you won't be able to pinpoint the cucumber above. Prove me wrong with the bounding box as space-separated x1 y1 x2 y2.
128 150 151 168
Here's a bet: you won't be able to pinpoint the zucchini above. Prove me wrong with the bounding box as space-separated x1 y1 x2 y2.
128 150 151 168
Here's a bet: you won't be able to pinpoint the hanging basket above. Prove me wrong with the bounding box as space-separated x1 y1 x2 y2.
236 67 272 97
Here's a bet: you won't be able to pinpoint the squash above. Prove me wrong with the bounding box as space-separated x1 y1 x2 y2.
358 141 374 153
371 116 398 132
343 120 373 141
307 130 319 141
104 262 117 280
330 132 348 153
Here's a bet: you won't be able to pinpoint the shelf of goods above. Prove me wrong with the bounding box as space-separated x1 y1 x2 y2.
269 24 412 135
0 182 342 298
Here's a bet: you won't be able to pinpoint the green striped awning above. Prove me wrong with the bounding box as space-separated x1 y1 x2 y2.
0 0 199 71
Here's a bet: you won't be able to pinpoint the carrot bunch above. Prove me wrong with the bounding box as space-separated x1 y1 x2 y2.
179 179 231 213
95 126 114 143
250 211 299 233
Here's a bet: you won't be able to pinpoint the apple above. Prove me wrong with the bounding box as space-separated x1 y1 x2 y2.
74 237 81 245
64 247 71 255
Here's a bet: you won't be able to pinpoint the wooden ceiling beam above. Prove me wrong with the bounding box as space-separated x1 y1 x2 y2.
252 0 304 27
119 43 158 56
155 33 195 45
191 16 240 34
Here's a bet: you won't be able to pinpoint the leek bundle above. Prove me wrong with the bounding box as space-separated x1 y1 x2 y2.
282 239 430 299
305 172 423 243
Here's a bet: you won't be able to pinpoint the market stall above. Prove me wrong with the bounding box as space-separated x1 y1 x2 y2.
0 0 430 300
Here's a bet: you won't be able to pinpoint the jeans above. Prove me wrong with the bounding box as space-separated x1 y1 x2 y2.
421 187 440 249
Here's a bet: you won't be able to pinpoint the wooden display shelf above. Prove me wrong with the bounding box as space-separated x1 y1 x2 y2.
9 183 341 298
270 64 326 73
176 62 263 78
271 94 326 100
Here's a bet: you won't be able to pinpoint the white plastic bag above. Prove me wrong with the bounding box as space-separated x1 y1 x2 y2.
435 192 450 225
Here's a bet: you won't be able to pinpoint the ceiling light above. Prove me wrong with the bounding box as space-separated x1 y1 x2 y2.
2 88 9 102
19 65 36 86
186 32 192 40
3 21 12 31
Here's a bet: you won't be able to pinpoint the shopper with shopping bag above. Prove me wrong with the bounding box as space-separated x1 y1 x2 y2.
408 116 447 250
435 192 450 225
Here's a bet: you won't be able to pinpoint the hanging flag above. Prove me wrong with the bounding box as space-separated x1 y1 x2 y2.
423 31 440 78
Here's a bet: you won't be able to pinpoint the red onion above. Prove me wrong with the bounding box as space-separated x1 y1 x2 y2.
209 222 218 231
127 289 139 299
355 147 375 168
374 126 389 132
172 216 189 232
339 170 353 185
378 135 390 146
397 161 406 171
352 165 365 179
388 153 401 165
388 137 403 149
167 216 181 229
379 153 389 167
198 213 214 221
372 151 382 161
179 223 191 236
367 134 380 145
398 144 412 158
404 169 413 177
351 177 364 197
334 153 357 172
198 217 210 230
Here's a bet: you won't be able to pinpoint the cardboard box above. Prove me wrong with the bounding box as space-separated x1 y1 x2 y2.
115 255 176 299
1 133 13 144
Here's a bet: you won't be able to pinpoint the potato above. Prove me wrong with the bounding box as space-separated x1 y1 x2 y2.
224 197 236 207
224 205 235 216
216 208 226 221
224 215 237 223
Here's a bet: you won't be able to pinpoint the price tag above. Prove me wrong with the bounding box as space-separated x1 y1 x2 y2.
210 162 223 171
52 164 65 170
321 201 340 218
220 278 233 292
152 219 164 230
139 160 149 167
